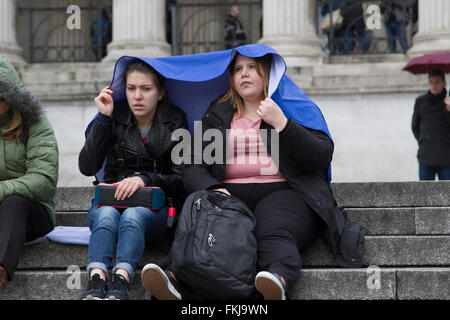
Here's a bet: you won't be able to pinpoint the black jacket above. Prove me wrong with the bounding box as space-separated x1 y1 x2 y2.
79 102 188 202
381 0 414 24
412 89 450 167
224 14 247 49
182 100 368 267
342 1 366 30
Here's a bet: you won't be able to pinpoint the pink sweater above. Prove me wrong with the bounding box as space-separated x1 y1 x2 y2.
223 113 286 184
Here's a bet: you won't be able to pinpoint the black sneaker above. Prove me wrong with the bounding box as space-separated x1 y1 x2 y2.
106 273 129 300
80 273 108 300
141 263 181 300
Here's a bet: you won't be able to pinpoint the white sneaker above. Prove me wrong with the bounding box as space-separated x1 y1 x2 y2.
255 271 286 300
141 263 182 300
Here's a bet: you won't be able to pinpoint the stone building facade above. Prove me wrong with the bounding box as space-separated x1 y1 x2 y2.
1 0 449 186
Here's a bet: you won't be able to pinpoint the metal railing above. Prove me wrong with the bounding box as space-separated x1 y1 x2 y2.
168 1 262 56
317 0 417 56
18 5 112 63
17 0 418 63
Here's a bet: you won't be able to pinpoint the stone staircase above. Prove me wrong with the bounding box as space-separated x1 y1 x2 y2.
2 182 449 300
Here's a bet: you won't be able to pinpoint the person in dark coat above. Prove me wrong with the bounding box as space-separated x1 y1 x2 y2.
224 5 248 49
141 49 368 300
321 0 345 54
78 60 187 300
91 9 112 59
321 1 368 54
411 69 450 180
381 0 413 53
342 0 369 53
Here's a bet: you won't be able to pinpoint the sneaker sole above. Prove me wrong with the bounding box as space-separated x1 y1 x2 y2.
106 295 128 300
83 294 104 300
255 271 285 300
141 264 181 300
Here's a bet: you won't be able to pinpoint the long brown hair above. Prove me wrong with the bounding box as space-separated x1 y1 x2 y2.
218 54 272 116
1 108 27 143
124 60 170 117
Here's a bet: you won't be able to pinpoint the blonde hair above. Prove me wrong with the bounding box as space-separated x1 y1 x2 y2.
1 108 25 142
218 54 271 117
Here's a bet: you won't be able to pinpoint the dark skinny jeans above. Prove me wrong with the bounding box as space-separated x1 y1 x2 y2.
0 195 53 279
223 182 325 287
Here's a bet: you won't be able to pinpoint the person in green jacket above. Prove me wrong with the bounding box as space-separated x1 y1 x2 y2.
0 56 59 296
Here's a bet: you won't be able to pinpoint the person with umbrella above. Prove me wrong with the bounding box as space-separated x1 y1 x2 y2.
411 69 450 180
404 51 450 180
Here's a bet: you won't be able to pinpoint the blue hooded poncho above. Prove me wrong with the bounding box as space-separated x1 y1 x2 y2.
88 44 333 182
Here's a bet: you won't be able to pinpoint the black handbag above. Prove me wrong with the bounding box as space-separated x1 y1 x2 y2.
93 184 166 210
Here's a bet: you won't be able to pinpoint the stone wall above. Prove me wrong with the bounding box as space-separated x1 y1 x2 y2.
315 92 420 182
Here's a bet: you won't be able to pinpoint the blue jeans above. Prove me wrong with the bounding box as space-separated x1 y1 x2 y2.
386 22 409 53
419 165 450 181
346 27 369 53
87 205 170 281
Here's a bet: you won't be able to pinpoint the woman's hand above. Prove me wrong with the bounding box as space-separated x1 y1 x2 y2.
94 86 114 116
256 97 288 132
113 176 145 200
444 96 450 112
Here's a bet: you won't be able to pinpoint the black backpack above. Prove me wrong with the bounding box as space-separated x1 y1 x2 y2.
172 190 257 300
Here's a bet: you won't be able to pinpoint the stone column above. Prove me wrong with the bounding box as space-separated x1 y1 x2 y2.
104 0 171 62
258 0 324 68
0 0 25 65
408 0 450 56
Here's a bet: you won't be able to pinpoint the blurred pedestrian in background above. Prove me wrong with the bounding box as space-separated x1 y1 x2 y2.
411 69 450 180
224 5 248 49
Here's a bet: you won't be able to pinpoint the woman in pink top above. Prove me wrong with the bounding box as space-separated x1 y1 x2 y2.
203 54 330 300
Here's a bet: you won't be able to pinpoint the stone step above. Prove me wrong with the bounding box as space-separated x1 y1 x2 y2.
2 268 449 300
1 270 150 301
7 182 449 301
330 181 450 208
302 236 450 267
55 212 87 227
55 206 450 235
54 182 450 212
291 267 450 300
23 62 113 102
17 236 450 270
347 207 450 235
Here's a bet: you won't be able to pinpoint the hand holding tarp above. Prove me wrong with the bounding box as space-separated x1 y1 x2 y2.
257 97 288 132
95 86 114 116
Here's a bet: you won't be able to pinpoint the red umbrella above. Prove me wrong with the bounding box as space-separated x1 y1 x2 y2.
403 51 450 96
403 51 450 74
